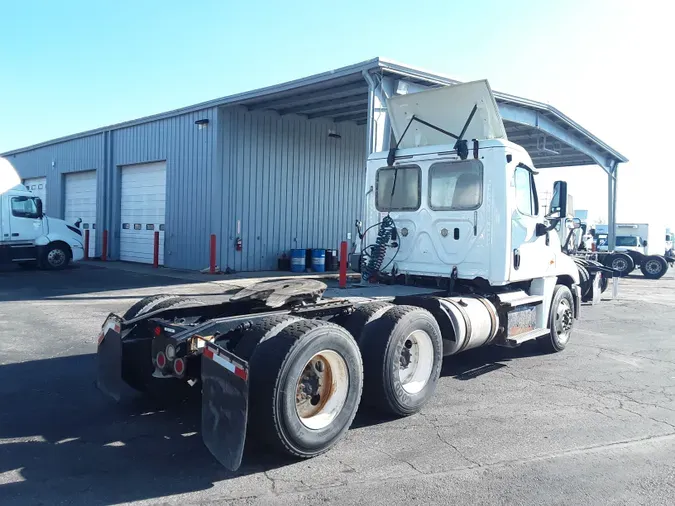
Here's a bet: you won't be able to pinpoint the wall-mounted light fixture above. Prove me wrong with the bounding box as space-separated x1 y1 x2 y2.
328 129 341 139
195 119 210 130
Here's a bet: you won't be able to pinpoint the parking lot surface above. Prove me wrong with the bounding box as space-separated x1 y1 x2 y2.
1 264 675 505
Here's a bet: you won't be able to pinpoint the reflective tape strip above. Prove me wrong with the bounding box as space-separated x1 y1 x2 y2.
98 319 121 345
204 346 248 380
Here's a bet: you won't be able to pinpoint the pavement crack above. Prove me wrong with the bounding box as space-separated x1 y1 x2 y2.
374 447 424 475
435 430 481 467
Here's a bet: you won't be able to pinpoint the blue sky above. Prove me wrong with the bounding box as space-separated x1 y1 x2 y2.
1 0 673 222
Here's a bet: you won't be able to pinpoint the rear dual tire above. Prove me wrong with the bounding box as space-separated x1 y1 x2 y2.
359 305 443 417
243 318 363 460
640 255 668 279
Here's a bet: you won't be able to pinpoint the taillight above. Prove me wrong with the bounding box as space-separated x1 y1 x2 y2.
174 358 185 375
154 326 162 337
156 352 167 369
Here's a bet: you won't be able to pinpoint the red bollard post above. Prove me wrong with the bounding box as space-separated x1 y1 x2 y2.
84 229 90 260
210 234 217 273
153 231 160 268
102 230 108 261
339 241 348 288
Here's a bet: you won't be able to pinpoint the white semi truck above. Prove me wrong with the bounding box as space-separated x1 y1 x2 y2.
591 222 673 278
96 81 599 471
0 157 85 269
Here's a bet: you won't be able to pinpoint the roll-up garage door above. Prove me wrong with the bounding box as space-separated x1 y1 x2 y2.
64 170 97 257
23 177 47 213
120 161 166 264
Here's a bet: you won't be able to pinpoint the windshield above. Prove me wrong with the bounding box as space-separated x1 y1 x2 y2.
616 236 638 247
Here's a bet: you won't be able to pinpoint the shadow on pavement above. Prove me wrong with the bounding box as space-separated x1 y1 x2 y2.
0 353 293 505
0 263 214 303
0 340 554 505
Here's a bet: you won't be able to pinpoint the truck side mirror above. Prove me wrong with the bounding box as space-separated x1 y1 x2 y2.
643 239 648 247
35 198 44 218
547 181 567 219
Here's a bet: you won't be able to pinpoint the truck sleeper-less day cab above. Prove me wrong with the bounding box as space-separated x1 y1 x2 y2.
96 81 591 471
1 157 85 269
588 222 673 279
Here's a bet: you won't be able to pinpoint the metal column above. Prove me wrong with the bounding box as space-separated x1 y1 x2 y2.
363 71 395 155
607 162 619 250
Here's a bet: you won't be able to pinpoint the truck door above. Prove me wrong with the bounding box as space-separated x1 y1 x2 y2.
510 164 554 281
6 195 43 262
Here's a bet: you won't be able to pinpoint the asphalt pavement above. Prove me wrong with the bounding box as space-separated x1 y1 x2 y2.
1 263 675 505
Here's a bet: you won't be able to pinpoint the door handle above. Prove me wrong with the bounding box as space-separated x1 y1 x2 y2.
11 233 19 237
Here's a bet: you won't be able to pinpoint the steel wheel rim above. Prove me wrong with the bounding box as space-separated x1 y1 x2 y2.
645 260 662 275
398 330 434 394
555 298 573 344
612 258 628 272
48 248 66 267
295 350 349 430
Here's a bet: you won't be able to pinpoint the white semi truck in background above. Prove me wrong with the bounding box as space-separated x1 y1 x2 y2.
0 157 85 269
559 220 674 279
97 80 606 471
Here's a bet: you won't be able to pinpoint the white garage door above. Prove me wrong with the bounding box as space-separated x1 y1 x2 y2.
120 161 166 264
65 171 97 257
23 177 47 213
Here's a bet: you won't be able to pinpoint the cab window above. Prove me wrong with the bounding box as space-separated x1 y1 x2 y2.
429 160 483 210
11 196 40 219
514 165 539 216
375 166 421 211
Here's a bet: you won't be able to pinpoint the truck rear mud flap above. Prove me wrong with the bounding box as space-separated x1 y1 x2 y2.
201 341 249 471
96 314 125 401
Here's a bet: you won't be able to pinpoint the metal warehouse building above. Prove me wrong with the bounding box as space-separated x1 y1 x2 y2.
2 58 627 271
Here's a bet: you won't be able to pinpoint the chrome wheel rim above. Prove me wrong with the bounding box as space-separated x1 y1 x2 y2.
555 299 573 344
645 260 662 275
611 258 628 272
48 248 66 267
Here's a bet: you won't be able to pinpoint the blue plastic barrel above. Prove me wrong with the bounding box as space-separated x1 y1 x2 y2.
311 249 326 272
290 249 305 273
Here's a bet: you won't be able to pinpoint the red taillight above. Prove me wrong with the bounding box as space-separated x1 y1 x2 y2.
154 326 162 337
174 358 185 375
156 352 166 368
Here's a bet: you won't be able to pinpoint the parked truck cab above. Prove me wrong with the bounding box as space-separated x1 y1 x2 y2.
96 79 594 472
1 157 85 269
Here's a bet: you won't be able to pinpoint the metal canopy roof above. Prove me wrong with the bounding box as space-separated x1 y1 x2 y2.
2 57 627 171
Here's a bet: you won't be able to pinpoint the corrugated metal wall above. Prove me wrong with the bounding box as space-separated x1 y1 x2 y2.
5 134 105 219
109 108 219 269
219 107 367 271
5 106 367 272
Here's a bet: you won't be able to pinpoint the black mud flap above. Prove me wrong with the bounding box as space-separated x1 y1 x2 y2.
201 341 250 471
96 314 125 402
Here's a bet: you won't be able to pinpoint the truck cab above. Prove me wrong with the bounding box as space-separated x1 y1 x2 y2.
1 157 85 269
360 80 579 292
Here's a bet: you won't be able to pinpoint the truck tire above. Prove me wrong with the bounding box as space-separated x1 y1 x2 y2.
640 255 668 279
229 315 302 360
538 285 574 353
606 253 633 277
42 242 71 270
121 295 203 394
123 294 185 320
360 305 443 417
331 301 393 345
246 319 363 459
